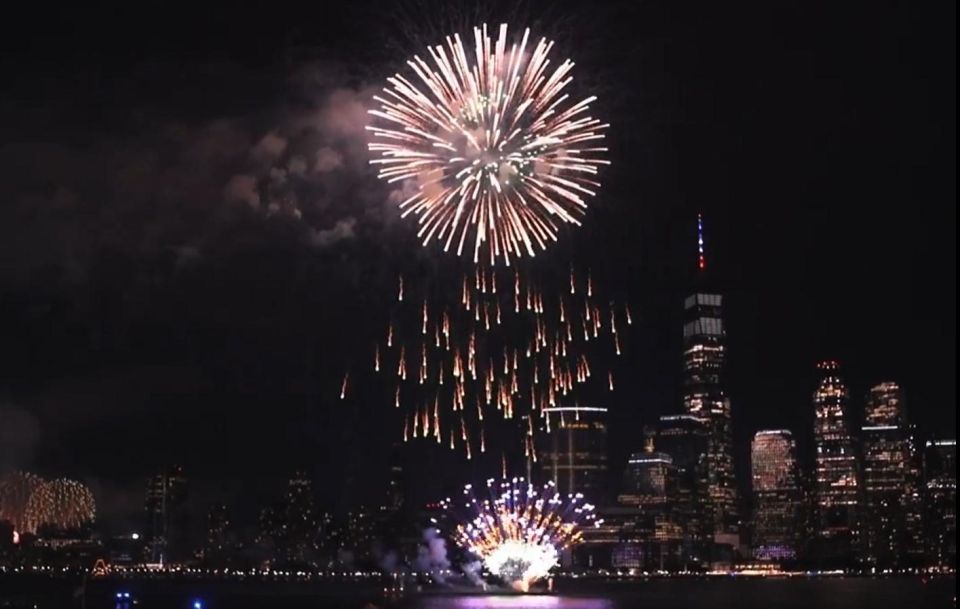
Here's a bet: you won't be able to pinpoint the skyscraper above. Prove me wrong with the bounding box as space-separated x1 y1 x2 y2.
143 466 187 565
644 414 711 568
256 472 319 565
537 406 609 500
923 438 957 568
682 215 738 539
615 451 685 571
621 452 676 506
861 383 924 568
751 430 800 561
283 471 318 563
200 504 231 566
812 361 860 565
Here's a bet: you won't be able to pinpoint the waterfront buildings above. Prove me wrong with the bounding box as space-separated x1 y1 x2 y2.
812 361 861 565
750 430 800 561
861 383 924 567
537 406 609 499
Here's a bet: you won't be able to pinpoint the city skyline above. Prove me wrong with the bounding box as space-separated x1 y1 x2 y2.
0 0 954 570
1 211 955 546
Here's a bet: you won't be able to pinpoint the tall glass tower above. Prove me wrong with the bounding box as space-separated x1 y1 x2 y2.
812 360 861 564
751 430 800 561
923 438 957 567
537 406 609 500
682 215 738 537
861 382 924 567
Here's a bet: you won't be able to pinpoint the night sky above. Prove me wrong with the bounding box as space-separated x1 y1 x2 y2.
0 1 955 531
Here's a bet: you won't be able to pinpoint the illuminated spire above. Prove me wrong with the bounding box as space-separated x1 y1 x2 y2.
697 213 706 271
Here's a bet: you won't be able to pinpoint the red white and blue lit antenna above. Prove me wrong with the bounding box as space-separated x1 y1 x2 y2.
697 213 706 271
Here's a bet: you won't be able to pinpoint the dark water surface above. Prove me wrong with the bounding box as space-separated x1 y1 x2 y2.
414 578 955 609
0 576 954 609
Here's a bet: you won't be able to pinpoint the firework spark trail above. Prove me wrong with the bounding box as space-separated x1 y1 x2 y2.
368 24 610 266
25 479 96 532
439 477 599 591
371 266 629 458
0 471 43 533
1 477 97 534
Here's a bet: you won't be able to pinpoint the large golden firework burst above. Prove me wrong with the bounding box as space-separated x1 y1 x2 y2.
367 24 609 266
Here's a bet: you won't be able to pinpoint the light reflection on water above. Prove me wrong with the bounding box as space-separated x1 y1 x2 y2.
416 596 613 609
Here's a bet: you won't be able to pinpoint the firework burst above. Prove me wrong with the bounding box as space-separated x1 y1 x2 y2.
442 477 599 591
24 478 96 533
0 471 43 533
368 24 609 266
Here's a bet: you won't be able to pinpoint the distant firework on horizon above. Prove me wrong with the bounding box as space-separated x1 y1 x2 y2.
362 265 629 460
367 23 609 266
23 478 96 533
0 471 43 533
441 477 599 592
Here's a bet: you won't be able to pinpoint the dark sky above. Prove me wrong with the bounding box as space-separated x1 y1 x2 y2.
0 1 955 531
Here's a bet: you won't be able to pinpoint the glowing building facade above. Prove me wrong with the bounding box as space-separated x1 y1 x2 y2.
144 466 187 564
622 452 676 506
812 361 860 564
643 414 711 568
750 430 800 561
682 293 739 542
679 214 738 544
923 438 957 567
614 451 686 571
538 406 609 500
861 383 924 567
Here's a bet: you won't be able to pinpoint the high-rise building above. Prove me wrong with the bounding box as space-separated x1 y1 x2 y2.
255 472 319 565
143 466 187 564
200 504 231 566
751 430 800 561
644 414 711 568
615 451 685 571
923 438 957 568
537 406 608 500
861 383 924 568
681 216 738 539
621 452 676 507
812 361 860 565
283 471 318 563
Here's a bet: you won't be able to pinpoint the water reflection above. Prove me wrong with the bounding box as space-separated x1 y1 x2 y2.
416 595 613 609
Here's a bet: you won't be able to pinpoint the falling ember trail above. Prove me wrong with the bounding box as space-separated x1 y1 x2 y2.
373 267 632 457
340 373 349 400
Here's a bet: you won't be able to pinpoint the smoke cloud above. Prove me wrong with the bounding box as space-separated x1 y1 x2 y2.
415 528 451 584
0 403 40 472
0 60 393 285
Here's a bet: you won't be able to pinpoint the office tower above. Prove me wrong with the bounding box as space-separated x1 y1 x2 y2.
622 452 676 506
615 451 685 571
284 471 318 563
812 361 860 565
923 438 957 567
644 414 711 568
682 215 738 538
751 430 800 561
861 383 924 567
143 466 187 564
201 504 231 566
538 406 609 500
